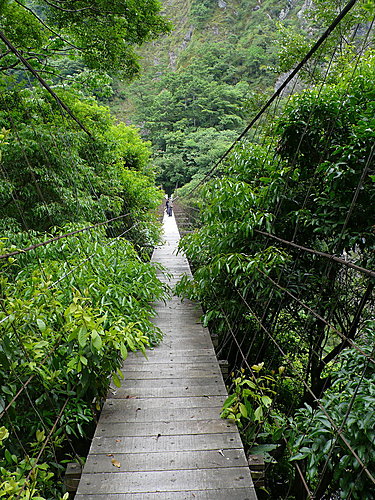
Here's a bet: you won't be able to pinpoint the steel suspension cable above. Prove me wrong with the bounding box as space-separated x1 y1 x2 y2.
178 0 360 201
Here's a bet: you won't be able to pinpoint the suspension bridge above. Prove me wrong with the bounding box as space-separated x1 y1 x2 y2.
75 212 257 498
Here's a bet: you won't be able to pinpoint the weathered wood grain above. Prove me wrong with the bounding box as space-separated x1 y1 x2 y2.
89 432 243 454
95 419 237 437
107 383 227 398
99 406 225 423
77 467 252 494
104 395 227 410
74 489 256 500
84 448 248 473
107 377 225 389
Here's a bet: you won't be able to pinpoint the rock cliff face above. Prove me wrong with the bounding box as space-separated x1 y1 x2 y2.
136 0 307 74
110 0 308 122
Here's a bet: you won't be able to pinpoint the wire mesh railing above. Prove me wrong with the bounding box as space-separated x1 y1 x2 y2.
175 1 375 498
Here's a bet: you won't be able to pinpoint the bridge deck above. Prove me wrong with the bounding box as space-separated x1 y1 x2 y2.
75 213 257 499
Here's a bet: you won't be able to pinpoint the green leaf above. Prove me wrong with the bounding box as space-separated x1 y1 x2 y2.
222 393 237 410
290 451 310 461
239 403 248 418
91 331 102 350
36 429 45 443
36 318 46 332
0 426 9 444
254 406 264 422
80 355 88 366
78 325 88 347
112 373 122 388
261 395 272 407
272 427 283 441
119 342 128 360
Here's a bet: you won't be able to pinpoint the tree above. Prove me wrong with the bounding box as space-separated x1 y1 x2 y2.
0 0 171 78
276 0 375 83
0 82 159 231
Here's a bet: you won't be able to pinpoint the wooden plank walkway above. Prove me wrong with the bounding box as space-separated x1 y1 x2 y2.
75 213 257 499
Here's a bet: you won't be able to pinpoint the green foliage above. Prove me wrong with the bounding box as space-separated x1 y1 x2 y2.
276 0 375 83
190 0 216 27
0 0 171 79
221 364 285 453
177 53 375 497
0 226 167 497
133 69 250 191
115 0 306 192
0 82 162 232
287 327 375 499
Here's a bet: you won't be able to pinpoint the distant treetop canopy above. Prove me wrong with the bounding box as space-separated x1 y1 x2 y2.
0 0 172 79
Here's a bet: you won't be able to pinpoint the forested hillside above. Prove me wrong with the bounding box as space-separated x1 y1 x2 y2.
110 0 311 192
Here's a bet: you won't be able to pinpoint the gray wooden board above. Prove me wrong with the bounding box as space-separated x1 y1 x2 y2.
120 362 219 371
144 348 216 356
83 448 248 473
125 355 218 365
109 377 225 389
99 406 225 423
95 419 237 437
76 214 256 499
90 433 243 454
119 368 223 379
75 488 257 499
138 348 216 357
107 384 227 398
104 396 226 410
77 467 252 494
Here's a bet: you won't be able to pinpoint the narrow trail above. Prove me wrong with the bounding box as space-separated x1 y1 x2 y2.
75 213 256 499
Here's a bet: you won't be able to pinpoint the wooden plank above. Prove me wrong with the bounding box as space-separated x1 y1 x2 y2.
83 448 248 473
109 377 225 389
90 433 244 454
76 488 257 499
107 383 227 398
141 348 216 357
77 467 253 494
104 396 226 410
100 406 224 423
125 355 218 365
120 362 219 371
119 368 223 379
95 419 237 437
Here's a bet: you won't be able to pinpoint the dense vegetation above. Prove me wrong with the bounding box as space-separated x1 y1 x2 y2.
176 12 375 499
1 0 374 498
110 0 308 192
0 1 170 498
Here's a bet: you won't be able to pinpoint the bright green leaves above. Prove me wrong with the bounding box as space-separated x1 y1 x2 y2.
91 331 102 351
221 366 278 429
0 427 9 446
0 85 164 234
0 223 166 499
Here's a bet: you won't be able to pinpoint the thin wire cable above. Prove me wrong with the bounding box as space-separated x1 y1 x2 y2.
233 283 375 486
0 214 132 260
0 31 91 136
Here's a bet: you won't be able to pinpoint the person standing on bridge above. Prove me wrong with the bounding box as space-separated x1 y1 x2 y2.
167 198 173 216
165 196 170 213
